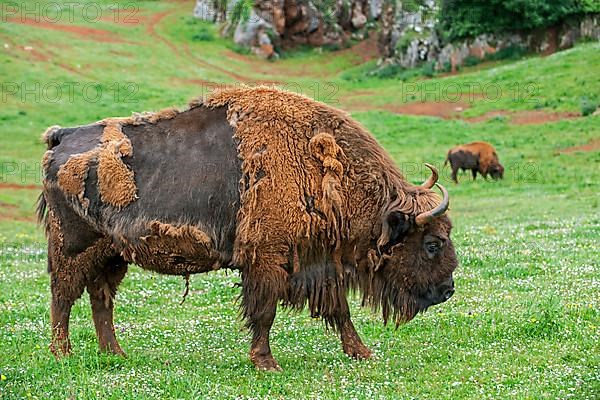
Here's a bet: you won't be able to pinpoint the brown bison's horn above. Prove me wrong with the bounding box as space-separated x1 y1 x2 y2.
420 163 438 189
415 183 449 226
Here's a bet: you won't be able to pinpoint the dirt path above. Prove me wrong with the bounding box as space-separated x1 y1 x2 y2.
146 11 182 56
6 17 131 44
336 33 380 64
0 202 36 223
145 9 258 83
343 95 582 125
560 138 600 153
0 183 41 190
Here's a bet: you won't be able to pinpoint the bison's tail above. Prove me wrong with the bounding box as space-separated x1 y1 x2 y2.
444 151 450 166
37 125 62 230
36 192 48 228
41 125 63 149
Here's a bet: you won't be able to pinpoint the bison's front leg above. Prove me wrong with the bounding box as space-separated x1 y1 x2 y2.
340 318 372 360
241 264 288 371
334 295 372 360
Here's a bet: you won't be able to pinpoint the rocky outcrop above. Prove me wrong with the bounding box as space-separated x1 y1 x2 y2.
193 0 599 65
233 8 276 59
194 0 384 58
379 3 600 71
193 0 236 23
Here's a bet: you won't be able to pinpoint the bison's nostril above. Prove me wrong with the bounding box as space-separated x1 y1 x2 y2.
443 288 455 301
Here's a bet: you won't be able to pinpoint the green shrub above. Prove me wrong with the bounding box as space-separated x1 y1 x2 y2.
192 27 215 42
230 0 254 26
421 61 436 77
227 43 251 55
395 31 419 54
464 55 481 66
368 63 405 79
322 42 343 52
486 45 527 61
580 96 598 116
442 60 452 72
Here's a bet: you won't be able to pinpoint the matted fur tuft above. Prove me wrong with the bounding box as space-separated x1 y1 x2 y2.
56 149 97 209
97 143 137 208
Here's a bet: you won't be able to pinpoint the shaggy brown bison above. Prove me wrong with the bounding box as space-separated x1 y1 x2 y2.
38 87 458 371
445 141 504 183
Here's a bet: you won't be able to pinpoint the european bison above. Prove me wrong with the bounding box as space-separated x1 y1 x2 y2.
445 141 504 183
38 87 458 371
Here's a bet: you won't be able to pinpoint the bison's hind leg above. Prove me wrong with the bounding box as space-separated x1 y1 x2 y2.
86 256 128 356
45 194 117 358
49 255 86 358
450 163 459 184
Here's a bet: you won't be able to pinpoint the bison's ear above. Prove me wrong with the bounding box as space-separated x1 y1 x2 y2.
377 211 412 254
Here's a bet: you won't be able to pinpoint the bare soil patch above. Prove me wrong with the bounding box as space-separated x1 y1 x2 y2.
466 110 580 125
510 110 579 125
560 138 600 153
336 33 379 64
0 211 36 223
344 98 470 119
385 101 470 118
342 94 581 125
99 11 151 26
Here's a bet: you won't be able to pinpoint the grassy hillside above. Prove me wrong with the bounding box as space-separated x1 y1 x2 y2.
0 1 599 398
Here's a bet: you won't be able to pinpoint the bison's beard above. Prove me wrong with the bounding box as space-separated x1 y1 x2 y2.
357 268 425 327
284 258 427 328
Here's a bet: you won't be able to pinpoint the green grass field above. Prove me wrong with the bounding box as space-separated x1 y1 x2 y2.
0 1 599 398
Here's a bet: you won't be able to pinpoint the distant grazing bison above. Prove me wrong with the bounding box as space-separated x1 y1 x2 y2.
445 141 504 183
38 87 458 371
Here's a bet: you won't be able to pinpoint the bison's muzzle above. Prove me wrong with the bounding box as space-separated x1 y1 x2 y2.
423 277 455 307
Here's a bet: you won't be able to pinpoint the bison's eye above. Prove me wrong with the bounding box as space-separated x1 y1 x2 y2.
424 236 443 259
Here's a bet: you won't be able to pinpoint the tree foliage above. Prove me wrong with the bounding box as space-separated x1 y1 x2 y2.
439 0 597 41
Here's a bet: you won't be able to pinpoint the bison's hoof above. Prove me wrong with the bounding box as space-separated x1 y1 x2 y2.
100 346 127 358
49 340 71 359
252 356 283 372
344 344 373 360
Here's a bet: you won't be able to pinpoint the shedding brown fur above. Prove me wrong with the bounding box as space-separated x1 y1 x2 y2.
51 106 187 210
204 86 441 270
120 221 223 275
56 150 96 209
97 142 137 208
52 119 138 209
